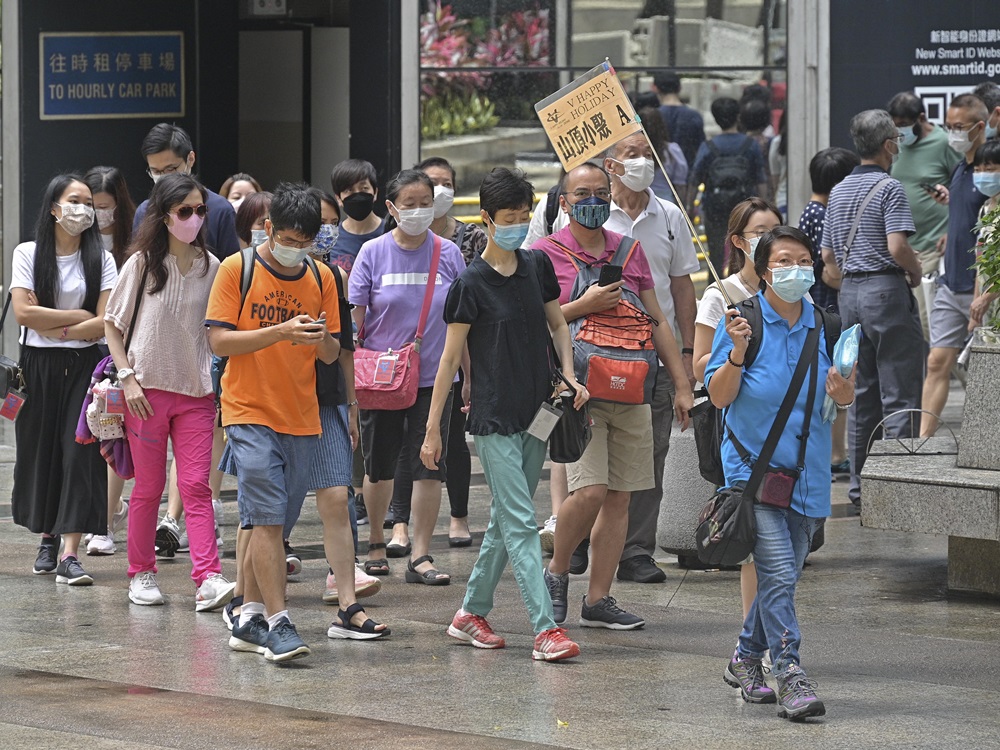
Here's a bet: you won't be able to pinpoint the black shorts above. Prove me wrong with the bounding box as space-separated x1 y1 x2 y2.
360 386 453 483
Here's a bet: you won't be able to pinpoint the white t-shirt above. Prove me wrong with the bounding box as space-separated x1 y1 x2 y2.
100 233 114 253
9 241 118 348
696 275 758 333
605 189 700 328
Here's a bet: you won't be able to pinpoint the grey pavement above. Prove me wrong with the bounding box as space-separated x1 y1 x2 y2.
2 382 997 750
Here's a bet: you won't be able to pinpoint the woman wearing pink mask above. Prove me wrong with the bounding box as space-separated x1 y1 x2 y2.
104 173 235 610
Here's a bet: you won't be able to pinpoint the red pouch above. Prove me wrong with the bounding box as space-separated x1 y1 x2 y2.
584 355 649 405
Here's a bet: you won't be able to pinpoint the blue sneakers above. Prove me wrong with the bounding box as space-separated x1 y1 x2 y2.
229 614 269 654
264 617 311 662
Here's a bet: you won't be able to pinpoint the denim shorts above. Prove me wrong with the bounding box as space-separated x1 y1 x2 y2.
224 423 318 527
307 405 354 492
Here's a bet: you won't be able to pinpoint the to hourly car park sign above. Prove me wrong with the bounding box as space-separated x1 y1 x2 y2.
39 32 184 120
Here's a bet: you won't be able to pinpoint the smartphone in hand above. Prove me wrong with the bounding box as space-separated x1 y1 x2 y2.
598 264 623 287
919 182 944 198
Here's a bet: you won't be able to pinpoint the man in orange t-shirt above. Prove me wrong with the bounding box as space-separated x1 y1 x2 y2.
206 183 339 663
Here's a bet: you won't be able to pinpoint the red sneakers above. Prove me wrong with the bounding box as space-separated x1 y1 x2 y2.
447 610 506 649
532 627 580 662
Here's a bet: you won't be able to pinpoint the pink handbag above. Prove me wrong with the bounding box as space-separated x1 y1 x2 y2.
354 235 441 411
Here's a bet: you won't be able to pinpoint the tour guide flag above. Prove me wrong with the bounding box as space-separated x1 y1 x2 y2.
535 61 642 172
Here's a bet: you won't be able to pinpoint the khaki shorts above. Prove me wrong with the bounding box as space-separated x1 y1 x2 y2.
566 401 654 494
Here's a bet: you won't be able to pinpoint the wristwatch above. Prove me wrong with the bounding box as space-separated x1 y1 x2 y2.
117 367 136 381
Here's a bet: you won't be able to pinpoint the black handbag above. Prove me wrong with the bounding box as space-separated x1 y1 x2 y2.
0 293 24 396
695 312 821 566
690 387 725 486
548 368 592 464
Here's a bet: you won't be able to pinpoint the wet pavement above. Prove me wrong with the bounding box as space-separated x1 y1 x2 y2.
1 382 996 750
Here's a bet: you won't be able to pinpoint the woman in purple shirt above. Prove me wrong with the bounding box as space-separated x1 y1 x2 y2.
348 170 465 585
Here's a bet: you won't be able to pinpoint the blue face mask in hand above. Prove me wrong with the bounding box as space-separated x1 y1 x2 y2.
769 265 815 303
488 220 529 251
570 196 611 229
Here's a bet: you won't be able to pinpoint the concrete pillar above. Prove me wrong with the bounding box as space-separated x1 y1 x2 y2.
786 0 830 223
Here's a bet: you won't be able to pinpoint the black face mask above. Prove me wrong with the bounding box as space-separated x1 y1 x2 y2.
342 192 375 221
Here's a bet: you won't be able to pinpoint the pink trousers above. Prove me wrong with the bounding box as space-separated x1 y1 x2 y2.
124 389 219 585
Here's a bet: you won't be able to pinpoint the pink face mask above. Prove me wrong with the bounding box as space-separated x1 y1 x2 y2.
166 213 205 244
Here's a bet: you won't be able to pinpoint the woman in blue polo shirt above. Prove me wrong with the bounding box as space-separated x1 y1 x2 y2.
705 226 855 721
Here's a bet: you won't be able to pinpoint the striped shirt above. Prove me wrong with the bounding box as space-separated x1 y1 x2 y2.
821 165 915 274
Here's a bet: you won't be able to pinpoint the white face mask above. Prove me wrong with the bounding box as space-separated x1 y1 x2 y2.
743 236 761 262
231 197 245 211
432 185 455 218
269 235 311 267
250 228 268 247
612 157 655 192
391 204 435 236
948 128 976 154
55 203 96 236
95 207 116 230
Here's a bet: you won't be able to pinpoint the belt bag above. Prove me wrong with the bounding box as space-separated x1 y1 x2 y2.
354 235 441 411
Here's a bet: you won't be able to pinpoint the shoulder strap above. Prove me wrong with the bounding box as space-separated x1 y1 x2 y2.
0 292 12 333
737 297 764 370
303 256 324 319
454 222 469 252
414 234 442 349
124 261 151 353
736 314 822 498
238 245 256 316
841 176 892 270
796 312 822 471
331 263 346 300
545 184 562 234
817 307 841 361
545 238 587 272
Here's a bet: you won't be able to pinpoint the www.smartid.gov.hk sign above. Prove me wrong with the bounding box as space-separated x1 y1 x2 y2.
39 31 184 120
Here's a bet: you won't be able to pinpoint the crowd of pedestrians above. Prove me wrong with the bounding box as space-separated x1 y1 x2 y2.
7 74 1000 721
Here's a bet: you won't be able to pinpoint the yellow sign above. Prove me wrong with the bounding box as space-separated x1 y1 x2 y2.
535 62 642 171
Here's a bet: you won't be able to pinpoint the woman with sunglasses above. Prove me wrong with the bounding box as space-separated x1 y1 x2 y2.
10 173 118 585
104 173 235 610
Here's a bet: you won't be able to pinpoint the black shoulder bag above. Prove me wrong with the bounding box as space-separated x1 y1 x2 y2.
695 311 821 566
0 293 25 399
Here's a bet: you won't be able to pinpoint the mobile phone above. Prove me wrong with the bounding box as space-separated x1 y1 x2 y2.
919 182 943 197
598 264 623 286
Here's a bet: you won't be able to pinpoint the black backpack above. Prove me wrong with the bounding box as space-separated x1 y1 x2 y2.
704 137 756 215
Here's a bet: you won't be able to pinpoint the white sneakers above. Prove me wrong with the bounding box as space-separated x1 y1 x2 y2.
213 499 224 526
86 501 129 556
129 571 235 610
195 573 237 612
87 534 117 556
322 564 382 604
539 515 557 553
129 572 165 605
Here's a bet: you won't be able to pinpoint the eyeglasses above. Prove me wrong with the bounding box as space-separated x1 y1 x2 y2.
173 204 207 220
272 231 314 250
147 162 188 178
563 188 611 201
768 259 814 269
741 230 772 239
888 133 905 142
943 123 978 134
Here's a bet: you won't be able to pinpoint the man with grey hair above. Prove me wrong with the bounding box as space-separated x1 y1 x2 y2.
820 109 924 514
602 132 699 584
973 82 1000 140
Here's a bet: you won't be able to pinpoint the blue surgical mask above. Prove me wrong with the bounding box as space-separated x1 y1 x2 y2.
986 118 998 140
250 228 268 248
973 172 1000 198
899 128 918 148
487 220 529 252
769 265 815 303
744 236 761 262
570 195 610 229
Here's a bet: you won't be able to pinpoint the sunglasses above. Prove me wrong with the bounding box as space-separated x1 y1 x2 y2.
174 204 207 220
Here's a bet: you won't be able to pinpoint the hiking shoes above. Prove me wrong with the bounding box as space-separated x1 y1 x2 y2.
776 667 826 721
723 650 776 703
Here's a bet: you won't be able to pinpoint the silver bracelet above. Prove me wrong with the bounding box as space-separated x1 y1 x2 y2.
835 399 854 411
